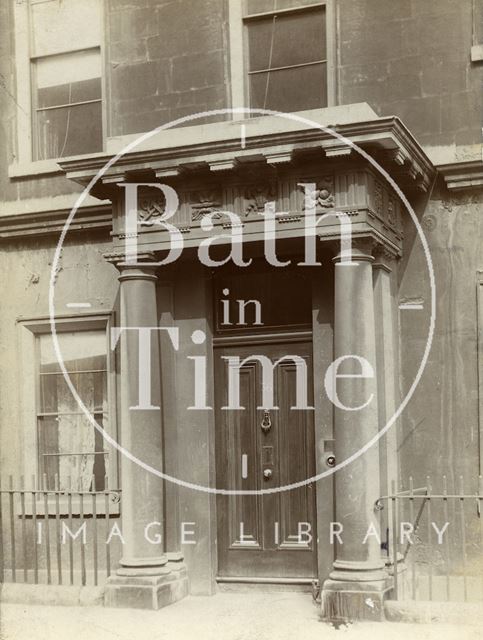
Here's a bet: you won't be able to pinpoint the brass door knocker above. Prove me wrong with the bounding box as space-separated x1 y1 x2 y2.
261 409 271 433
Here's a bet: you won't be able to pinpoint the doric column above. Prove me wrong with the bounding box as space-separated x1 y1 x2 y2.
104 253 188 609
321 239 391 622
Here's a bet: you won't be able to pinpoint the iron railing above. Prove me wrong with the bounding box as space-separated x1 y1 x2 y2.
2 473 482 602
377 476 483 602
0 475 121 587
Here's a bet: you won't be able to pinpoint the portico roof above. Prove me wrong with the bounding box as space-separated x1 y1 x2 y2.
58 105 436 198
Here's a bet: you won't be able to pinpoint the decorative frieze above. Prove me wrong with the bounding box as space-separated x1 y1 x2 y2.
244 183 276 216
387 197 396 228
374 181 384 217
138 197 166 226
366 174 403 238
190 190 222 221
299 176 335 210
106 167 404 257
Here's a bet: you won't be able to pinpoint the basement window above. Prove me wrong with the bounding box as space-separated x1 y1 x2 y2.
37 329 109 491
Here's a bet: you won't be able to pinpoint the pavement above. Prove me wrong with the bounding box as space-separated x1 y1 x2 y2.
1 592 482 640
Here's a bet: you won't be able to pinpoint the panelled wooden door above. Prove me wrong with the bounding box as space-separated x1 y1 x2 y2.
215 342 317 579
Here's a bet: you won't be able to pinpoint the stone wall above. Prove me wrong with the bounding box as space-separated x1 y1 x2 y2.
0 232 118 476
107 0 229 135
338 0 482 149
398 183 483 492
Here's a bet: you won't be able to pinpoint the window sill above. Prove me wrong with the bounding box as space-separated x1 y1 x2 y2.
8 159 64 178
16 495 121 517
8 151 106 179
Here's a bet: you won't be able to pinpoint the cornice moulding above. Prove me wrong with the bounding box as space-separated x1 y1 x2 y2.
0 204 111 240
437 160 483 191
57 115 436 197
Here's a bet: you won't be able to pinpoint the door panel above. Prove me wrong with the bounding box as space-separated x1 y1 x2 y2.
215 342 317 579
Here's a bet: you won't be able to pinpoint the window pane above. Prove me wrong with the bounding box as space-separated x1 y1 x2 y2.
31 0 101 57
37 329 109 489
34 50 102 160
38 77 101 109
247 8 326 71
249 62 327 112
39 371 107 414
40 331 107 373
39 331 108 412
38 414 107 490
36 101 102 159
244 0 320 15
36 49 101 95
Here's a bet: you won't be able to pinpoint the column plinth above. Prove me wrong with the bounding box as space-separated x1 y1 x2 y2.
104 256 188 609
321 241 391 622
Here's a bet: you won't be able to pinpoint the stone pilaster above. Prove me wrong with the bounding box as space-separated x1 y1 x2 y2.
373 247 399 547
321 239 391 622
104 253 188 609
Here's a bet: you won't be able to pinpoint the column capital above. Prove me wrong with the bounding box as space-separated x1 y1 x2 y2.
103 251 159 281
332 237 377 265
373 244 399 273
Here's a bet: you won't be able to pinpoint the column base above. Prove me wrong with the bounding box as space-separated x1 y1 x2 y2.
104 563 188 610
321 577 393 623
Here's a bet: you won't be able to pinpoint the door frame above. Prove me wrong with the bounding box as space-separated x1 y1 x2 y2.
210 270 336 589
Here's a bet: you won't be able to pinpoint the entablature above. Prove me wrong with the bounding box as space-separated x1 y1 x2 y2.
57 114 436 258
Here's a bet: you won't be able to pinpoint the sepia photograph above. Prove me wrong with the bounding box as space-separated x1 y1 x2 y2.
0 0 482 638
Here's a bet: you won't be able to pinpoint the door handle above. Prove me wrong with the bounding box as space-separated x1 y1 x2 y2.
261 409 271 433
263 468 272 479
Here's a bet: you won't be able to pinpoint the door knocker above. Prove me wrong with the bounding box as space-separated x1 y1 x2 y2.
261 409 271 433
